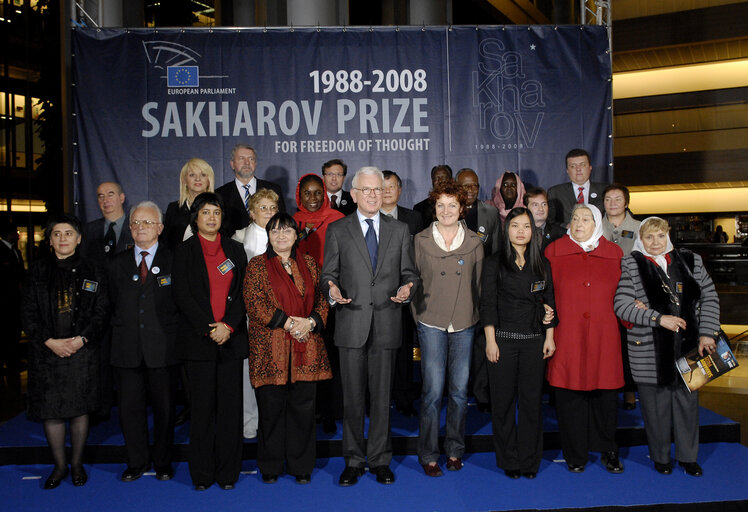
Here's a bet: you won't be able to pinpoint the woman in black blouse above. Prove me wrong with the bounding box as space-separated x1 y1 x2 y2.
479 207 556 479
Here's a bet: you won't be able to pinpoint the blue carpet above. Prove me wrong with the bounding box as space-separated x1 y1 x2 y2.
3 443 748 512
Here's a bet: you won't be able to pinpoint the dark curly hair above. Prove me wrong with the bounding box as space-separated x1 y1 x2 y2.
428 179 468 220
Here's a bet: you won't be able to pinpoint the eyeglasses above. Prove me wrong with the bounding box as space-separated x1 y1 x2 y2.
269 227 296 236
130 220 160 227
256 205 278 212
353 187 383 196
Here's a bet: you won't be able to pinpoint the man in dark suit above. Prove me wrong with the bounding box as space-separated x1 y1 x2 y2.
322 159 356 215
0 221 24 398
109 201 179 482
524 187 567 251
413 164 452 223
381 170 423 417
321 167 420 487
215 144 285 237
547 148 606 226
80 181 134 262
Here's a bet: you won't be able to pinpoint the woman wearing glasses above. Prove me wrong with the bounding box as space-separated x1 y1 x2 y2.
243 213 330 484
172 192 248 490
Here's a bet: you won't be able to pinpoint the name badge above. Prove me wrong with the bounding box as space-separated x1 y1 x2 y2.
531 280 545 293
82 279 99 293
676 282 683 293
621 230 634 239
158 275 172 287
476 231 488 243
217 259 235 275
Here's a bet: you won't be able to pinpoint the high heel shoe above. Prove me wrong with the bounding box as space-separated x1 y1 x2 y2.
71 465 88 486
44 467 69 489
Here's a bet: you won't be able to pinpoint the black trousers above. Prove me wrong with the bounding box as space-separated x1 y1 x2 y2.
116 364 177 468
487 337 546 473
185 358 243 486
469 329 490 404
554 387 618 466
317 309 343 420
255 381 317 476
392 308 417 409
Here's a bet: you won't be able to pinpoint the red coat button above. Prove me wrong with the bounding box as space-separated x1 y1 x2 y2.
583 312 591 319
584 282 591 287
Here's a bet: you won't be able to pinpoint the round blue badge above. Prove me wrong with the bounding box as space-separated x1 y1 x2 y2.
458 259 464 266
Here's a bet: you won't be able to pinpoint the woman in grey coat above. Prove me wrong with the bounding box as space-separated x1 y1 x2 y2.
614 217 721 477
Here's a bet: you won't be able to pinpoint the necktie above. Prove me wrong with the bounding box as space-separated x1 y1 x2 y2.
576 186 585 204
243 184 251 211
330 194 338 209
104 222 116 255
138 251 149 283
364 219 378 272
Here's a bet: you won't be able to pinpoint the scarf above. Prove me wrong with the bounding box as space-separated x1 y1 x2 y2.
631 216 675 274
567 203 605 252
488 171 527 223
293 173 345 265
265 252 316 367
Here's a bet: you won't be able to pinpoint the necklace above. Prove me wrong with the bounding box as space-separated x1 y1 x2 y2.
516 259 525 270
281 260 292 270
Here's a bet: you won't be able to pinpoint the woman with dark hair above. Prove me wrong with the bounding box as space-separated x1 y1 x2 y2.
172 192 248 490
411 179 484 477
480 207 557 479
293 173 344 266
488 171 527 224
243 212 331 484
22 214 109 489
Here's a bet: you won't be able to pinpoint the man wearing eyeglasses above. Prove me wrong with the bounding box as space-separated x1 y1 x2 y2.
108 201 179 483
215 144 286 237
321 167 420 487
322 159 356 215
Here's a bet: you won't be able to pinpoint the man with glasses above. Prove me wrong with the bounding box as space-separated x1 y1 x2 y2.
547 148 606 226
215 144 286 237
108 201 179 482
322 159 356 215
322 167 420 487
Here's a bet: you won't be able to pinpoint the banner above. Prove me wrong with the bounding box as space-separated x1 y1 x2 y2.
71 26 612 221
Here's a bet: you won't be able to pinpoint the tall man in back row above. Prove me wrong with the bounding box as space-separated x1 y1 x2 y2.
322 167 420 487
547 148 606 226
323 159 356 215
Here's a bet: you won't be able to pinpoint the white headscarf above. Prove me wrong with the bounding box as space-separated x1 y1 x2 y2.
567 203 605 252
632 216 674 274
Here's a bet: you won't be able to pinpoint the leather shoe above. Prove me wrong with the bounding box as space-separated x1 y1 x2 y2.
567 463 585 473
522 472 537 479
679 461 703 477
397 404 418 417
601 452 624 473
71 465 87 486
120 464 149 482
295 474 311 484
504 469 521 479
339 466 365 486
654 462 672 475
219 483 234 490
421 463 443 477
43 467 69 489
262 473 278 484
155 465 174 481
372 465 395 484
194 483 209 491
446 458 463 471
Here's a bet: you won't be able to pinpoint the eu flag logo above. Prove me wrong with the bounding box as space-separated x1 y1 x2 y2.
167 66 199 87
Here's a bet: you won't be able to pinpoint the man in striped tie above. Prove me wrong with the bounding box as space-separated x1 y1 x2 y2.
547 148 607 227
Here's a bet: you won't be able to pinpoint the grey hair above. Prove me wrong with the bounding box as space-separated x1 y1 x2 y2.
231 144 256 160
351 166 384 189
129 201 163 224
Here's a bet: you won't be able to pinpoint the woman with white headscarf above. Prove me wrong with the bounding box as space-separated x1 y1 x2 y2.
614 217 720 477
544 203 625 474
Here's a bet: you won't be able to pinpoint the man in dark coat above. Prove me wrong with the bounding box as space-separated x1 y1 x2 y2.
0 221 25 398
323 159 356 215
109 201 179 482
525 187 567 251
547 148 606 226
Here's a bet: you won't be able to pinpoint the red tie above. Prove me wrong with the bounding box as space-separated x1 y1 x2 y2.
139 251 149 284
576 186 585 204
330 194 338 209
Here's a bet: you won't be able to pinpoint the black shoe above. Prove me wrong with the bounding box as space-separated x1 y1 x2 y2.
654 462 672 475
175 408 190 426
322 417 337 434
567 463 585 473
477 402 491 413
338 466 365 486
396 404 418 417
219 483 234 490
43 467 69 490
504 469 521 479
679 461 703 477
194 483 209 491
522 472 537 479
372 465 395 485
120 464 149 482
601 452 624 473
155 465 174 481
262 473 278 484
623 401 636 410
71 465 87 486
295 474 311 484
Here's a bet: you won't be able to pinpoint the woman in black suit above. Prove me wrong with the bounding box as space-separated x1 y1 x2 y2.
172 192 248 491
163 158 215 250
22 214 109 489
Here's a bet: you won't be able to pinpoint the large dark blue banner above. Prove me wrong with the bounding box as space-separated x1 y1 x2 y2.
71 26 611 221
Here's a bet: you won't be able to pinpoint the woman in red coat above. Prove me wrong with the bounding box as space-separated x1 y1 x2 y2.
544 204 624 474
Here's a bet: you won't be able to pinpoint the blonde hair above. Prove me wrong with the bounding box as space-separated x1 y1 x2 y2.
248 188 280 214
639 217 670 238
179 158 215 206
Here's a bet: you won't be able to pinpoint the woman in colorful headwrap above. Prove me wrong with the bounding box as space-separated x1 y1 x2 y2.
488 171 527 225
293 173 345 266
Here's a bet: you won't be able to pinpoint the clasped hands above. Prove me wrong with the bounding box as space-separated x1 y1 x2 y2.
284 316 314 342
327 280 414 305
633 299 717 357
45 336 85 358
208 322 231 345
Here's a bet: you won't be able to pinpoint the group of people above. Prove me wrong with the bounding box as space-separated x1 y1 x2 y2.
20 145 721 492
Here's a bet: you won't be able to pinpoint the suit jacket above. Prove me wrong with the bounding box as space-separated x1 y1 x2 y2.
109 245 179 368
80 217 134 263
162 201 191 250
547 182 606 226
172 234 248 361
331 189 356 216
215 179 286 237
538 222 567 252
412 197 434 224
321 214 420 349
475 201 501 257
395 206 424 236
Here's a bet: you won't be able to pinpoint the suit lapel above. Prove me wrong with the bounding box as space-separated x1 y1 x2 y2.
375 216 394 277
345 215 374 276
